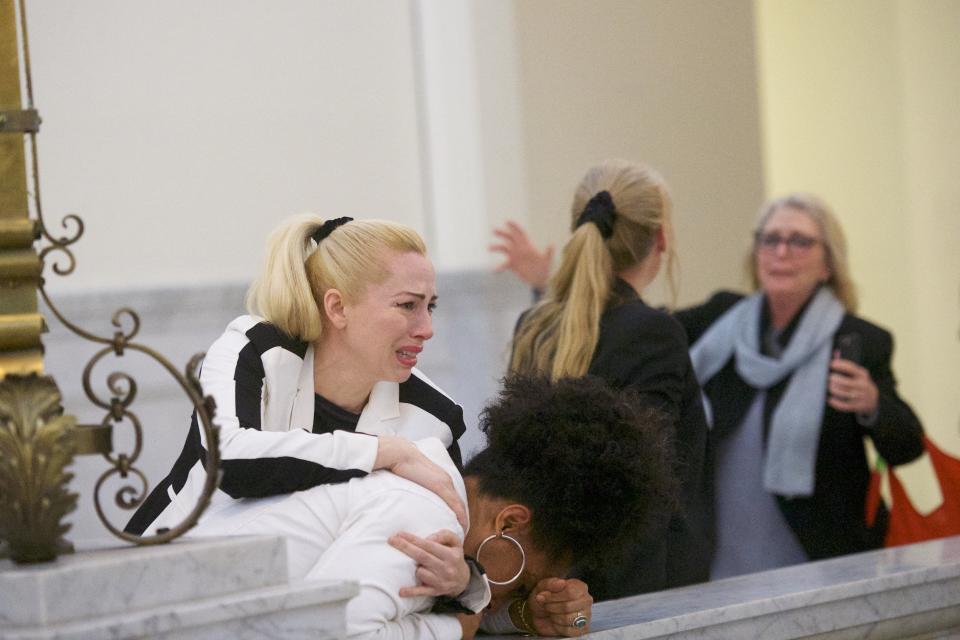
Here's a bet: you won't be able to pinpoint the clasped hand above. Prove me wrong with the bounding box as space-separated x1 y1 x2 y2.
526 577 593 636
827 355 879 415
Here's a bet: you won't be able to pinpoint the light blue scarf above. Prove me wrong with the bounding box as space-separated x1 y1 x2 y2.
689 288 844 497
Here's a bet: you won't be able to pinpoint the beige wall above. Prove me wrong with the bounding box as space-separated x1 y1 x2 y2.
512 0 765 307
756 0 960 499
28 1 427 294
896 0 960 457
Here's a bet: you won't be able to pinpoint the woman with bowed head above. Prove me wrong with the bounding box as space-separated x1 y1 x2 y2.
507 159 712 599
189 375 678 639
676 193 924 577
126 214 485 608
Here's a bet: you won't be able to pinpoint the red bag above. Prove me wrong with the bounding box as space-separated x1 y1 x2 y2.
866 436 960 547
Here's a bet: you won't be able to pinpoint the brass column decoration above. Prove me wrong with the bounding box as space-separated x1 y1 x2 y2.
0 0 42 373
0 0 222 563
0 0 77 563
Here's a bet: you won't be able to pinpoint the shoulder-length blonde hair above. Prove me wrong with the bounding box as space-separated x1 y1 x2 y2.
246 214 427 341
748 193 858 312
510 159 677 380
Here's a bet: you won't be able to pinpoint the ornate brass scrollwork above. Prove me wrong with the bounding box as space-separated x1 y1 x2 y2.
28 126 223 548
0 0 223 559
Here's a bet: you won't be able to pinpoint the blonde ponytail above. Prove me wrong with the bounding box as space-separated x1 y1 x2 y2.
510 159 674 380
246 213 325 341
511 224 612 379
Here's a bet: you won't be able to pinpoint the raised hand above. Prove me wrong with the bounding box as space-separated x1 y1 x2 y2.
489 221 553 291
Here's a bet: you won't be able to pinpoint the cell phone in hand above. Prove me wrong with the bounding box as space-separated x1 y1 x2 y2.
836 333 862 364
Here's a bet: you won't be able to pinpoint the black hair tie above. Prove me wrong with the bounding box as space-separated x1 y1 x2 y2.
312 216 353 244
575 191 616 239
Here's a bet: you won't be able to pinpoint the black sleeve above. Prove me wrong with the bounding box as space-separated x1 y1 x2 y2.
586 309 713 595
613 314 712 590
446 440 464 473
591 311 700 515
592 311 690 420
673 290 744 344
860 328 925 466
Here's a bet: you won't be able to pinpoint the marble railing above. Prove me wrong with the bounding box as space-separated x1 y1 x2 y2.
4 534 959 639
582 535 960 640
0 536 357 640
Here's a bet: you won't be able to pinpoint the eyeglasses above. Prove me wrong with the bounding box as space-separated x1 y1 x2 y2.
754 231 820 253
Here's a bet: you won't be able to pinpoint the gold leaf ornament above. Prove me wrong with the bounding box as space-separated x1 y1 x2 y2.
0 374 79 563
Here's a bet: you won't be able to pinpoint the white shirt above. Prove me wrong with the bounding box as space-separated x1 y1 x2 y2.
189 438 490 640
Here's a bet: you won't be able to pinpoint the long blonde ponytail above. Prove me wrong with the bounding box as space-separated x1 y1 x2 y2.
510 159 674 380
246 213 325 341
510 224 613 378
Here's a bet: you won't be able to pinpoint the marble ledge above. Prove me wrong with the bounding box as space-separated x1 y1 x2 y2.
0 536 359 640
584 535 960 640
0 579 359 640
0 536 288 627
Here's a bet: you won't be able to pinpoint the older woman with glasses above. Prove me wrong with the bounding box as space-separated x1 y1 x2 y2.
675 193 925 578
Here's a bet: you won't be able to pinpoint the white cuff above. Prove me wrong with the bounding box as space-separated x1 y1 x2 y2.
457 560 491 614
479 602 522 634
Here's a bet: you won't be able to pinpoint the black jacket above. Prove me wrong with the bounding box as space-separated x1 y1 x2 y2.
522 279 713 599
674 291 924 559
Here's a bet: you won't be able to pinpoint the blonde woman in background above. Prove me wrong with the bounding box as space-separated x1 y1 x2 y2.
504 159 712 600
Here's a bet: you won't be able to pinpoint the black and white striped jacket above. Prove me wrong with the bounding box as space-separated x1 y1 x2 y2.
126 315 467 536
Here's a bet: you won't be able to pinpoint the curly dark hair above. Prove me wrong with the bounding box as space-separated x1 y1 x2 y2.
464 374 678 570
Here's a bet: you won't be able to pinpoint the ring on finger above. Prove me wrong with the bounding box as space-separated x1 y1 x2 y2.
572 612 588 629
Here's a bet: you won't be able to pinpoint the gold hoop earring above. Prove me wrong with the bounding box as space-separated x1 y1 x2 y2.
475 530 526 586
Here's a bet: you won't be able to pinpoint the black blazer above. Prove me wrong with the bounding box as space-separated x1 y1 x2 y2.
521 279 712 600
675 291 924 560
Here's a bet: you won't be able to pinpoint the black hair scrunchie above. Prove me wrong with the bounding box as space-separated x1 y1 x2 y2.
575 191 616 239
312 216 353 244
